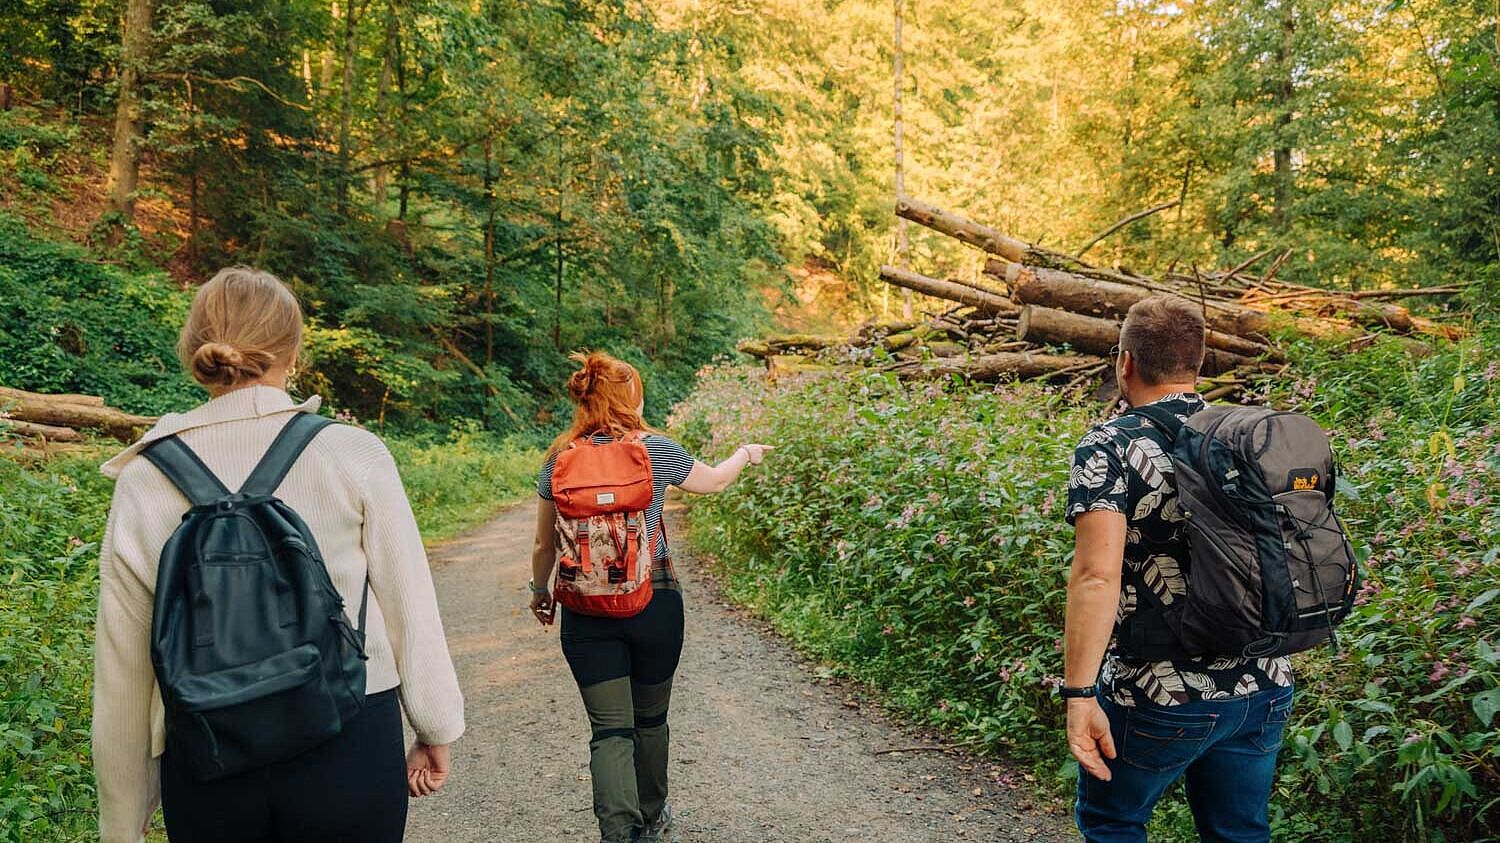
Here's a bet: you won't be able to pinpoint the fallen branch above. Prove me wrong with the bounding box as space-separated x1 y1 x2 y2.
879 265 1018 315
0 387 156 443
897 350 1107 382
895 196 1054 265
0 419 84 442
1074 200 1181 258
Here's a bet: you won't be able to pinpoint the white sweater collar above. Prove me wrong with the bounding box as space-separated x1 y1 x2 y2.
100 386 322 478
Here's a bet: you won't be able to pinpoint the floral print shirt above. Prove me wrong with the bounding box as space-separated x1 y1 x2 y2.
1066 392 1294 707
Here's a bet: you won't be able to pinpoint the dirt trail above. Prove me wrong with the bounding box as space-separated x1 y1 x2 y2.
405 503 1074 843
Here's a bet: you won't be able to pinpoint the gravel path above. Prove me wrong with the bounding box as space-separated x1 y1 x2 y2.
405 503 1075 843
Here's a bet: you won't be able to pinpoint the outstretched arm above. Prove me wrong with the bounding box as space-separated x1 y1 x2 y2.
678 444 774 494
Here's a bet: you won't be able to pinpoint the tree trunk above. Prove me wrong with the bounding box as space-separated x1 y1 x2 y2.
737 335 843 359
482 136 496 365
0 390 156 442
879 264 1018 315
554 132 565 351
1271 3 1296 232
892 0 912 320
899 350 1105 382
0 82 13 110
336 0 359 213
1016 305 1119 355
0 419 84 443
0 388 105 406
1010 264 1351 339
896 195 1052 265
104 0 154 221
1017 304 1278 361
372 0 397 205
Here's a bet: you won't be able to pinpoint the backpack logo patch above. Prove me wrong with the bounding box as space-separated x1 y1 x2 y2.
1288 468 1321 491
596 492 616 506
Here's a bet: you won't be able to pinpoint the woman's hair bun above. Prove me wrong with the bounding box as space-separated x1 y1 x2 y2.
567 352 617 399
191 341 273 388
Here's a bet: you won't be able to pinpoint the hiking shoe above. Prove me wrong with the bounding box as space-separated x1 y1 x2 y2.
638 802 674 843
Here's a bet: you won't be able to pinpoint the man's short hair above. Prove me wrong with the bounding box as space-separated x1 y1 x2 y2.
1120 296 1206 385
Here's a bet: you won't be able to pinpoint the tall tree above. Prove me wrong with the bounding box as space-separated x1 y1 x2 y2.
104 0 155 221
892 0 911 319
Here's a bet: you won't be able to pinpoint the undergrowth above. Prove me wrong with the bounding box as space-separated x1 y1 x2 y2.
671 328 1500 842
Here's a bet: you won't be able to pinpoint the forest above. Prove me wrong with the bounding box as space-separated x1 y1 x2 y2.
1 0 1497 840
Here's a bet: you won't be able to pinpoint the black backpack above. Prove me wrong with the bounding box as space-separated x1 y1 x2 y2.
142 412 369 781
1122 403 1359 660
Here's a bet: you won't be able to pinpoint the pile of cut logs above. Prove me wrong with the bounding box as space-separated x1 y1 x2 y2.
739 196 1463 401
0 386 157 460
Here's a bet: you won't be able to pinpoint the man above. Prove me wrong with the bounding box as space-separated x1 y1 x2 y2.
1062 295 1294 842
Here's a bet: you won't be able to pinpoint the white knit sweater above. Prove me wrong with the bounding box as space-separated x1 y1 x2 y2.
92 386 465 842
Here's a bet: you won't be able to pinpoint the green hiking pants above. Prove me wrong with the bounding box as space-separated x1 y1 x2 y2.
561 587 684 843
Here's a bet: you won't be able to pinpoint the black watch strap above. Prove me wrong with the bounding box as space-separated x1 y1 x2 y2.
1060 685 1098 699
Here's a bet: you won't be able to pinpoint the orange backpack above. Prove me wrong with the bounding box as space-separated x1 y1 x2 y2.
550 433 656 618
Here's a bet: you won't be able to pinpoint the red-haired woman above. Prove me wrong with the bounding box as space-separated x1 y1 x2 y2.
529 352 771 843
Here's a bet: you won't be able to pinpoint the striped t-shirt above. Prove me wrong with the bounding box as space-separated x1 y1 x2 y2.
537 433 697 577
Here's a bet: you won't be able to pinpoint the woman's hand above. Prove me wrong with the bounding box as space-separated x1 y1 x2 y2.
529 587 556 626
739 444 775 465
407 742 452 797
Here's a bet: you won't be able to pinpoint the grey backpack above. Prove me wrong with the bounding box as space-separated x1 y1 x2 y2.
1124 404 1359 660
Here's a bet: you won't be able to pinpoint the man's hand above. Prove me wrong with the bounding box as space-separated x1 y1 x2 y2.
407 742 452 797
1067 697 1117 782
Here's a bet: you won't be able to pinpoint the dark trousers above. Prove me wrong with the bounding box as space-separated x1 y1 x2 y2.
161 688 407 843
1076 685 1294 843
561 588 685 843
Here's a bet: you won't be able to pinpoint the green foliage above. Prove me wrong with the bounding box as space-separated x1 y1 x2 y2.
0 451 115 843
672 328 1500 841
0 214 200 415
386 426 540 542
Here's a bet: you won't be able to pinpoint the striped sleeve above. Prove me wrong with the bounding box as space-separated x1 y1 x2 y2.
536 454 557 500
646 435 696 487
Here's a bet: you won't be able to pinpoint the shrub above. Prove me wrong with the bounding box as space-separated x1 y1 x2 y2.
385 426 541 541
0 215 199 416
671 327 1499 841
0 449 115 843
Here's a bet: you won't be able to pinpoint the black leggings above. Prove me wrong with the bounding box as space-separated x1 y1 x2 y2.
560 588 685 688
160 689 407 842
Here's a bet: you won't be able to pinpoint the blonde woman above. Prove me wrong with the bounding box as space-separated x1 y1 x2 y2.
92 267 465 842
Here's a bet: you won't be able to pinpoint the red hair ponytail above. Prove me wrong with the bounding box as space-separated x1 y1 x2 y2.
549 351 653 455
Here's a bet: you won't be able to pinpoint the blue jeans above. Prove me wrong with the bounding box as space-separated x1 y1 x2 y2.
1076 685 1293 843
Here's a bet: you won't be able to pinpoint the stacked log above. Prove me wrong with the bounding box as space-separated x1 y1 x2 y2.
0 386 158 449
736 195 1461 392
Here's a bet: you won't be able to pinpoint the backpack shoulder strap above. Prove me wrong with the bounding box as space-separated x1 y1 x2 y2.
238 412 336 498
141 436 231 507
1126 403 1186 443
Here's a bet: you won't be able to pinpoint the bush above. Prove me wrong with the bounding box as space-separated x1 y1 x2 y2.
0 215 200 416
0 449 115 843
670 327 1500 842
385 426 541 541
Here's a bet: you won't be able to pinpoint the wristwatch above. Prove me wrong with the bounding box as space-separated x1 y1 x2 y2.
1060 685 1098 699
527 579 550 596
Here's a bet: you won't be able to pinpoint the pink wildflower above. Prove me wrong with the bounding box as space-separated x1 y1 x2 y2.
1430 661 1450 683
